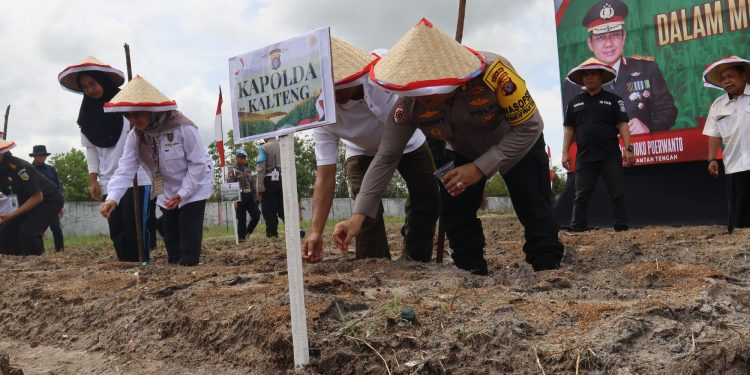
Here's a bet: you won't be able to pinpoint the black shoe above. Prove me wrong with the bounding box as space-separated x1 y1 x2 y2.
300 229 305 239
614 225 629 232
531 254 561 272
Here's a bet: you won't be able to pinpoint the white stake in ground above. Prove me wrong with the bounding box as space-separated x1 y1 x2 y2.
279 133 309 366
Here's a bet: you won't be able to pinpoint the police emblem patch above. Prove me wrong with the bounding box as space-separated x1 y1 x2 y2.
18 169 29 181
394 104 407 124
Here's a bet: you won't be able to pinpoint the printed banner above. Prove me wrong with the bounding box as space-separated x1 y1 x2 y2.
555 0 749 168
228 27 336 143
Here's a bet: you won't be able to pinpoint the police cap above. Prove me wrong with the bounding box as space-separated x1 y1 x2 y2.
582 0 629 35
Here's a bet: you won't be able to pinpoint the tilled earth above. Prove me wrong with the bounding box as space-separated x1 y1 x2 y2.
0 214 749 374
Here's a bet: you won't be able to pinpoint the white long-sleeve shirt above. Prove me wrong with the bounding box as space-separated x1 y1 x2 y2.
313 82 425 165
81 119 151 193
106 125 213 209
703 84 750 175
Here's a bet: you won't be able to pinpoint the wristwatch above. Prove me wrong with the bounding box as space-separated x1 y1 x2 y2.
625 144 634 152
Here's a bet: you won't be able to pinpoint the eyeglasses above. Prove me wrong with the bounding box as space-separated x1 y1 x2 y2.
590 31 624 44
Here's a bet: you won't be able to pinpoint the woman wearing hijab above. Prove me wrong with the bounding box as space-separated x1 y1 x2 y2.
58 56 156 262
100 76 213 266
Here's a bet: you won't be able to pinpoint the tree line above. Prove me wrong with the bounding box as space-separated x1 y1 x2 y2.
48 132 568 202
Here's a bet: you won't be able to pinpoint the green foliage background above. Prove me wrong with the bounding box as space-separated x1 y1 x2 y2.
50 148 89 202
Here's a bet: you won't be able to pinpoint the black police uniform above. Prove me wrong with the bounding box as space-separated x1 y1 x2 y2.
0 152 65 255
564 89 630 231
32 161 65 251
563 57 677 132
227 164 260 240
256 139 284 237
562 0 677 132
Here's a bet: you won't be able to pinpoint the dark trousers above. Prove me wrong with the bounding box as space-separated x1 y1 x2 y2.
0 192 64 256
725 170 750 233
571 155 627 231
106 186 157 262
346 142 440 261
261 177 284 237
442 136 564 274
48 216 64 251
236 192 261 240
160 199 206 266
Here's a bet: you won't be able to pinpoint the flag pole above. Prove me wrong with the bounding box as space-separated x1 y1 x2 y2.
3 105 9 140
124 43 147 266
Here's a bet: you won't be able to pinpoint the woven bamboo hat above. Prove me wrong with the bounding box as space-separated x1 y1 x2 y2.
103 75 177 113
703 56 750 89
0 139 16 154
58 56 125 93
370 18 485 96
332 37 378 89
566 58 616 86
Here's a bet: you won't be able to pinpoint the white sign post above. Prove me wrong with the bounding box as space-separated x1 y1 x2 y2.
221 182 241 245
228 27 336 368
279 133 309 365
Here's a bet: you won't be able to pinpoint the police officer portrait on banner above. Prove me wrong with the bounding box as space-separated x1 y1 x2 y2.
561 0 678 134
227 147 260 241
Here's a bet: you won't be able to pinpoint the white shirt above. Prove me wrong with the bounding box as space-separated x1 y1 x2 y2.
313 82 425 165
106 125 214 209
81 118 151 194
703 84 750 174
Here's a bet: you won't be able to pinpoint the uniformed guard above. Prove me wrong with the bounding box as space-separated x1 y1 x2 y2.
30 145 65 251
0 140 65 255
332 18 564 274
227 148 260 241
562 58 636 232
561 0 677 134
256 137 284 237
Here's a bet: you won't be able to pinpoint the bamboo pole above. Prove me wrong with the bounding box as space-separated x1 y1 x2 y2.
124 43 147 265
3 105 9 140
436 0 468 264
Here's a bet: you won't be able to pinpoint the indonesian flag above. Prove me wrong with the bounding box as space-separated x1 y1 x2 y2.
547 145 553 186
215 87 225 167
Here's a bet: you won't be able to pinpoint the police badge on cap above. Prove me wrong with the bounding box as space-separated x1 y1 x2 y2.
582 0 629 35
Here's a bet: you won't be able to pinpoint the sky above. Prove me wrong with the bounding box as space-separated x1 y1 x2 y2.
0 0 566 166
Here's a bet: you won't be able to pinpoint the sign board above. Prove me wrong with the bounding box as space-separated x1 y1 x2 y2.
228 27 336 143
555 0 750 169
220 182 241 201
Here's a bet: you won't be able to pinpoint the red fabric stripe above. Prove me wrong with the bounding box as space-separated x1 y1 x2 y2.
216 140 225 167
335 58 379 86
104 100 177 108
586 16 624 29
555 0 572 27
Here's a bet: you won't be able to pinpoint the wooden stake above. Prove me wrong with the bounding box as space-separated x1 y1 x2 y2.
455 0 467 43
3 105 9 140
279 134 310 366
124 42 147 265
435 0 468 264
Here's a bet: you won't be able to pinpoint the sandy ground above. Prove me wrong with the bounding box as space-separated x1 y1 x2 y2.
1 213 749 374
